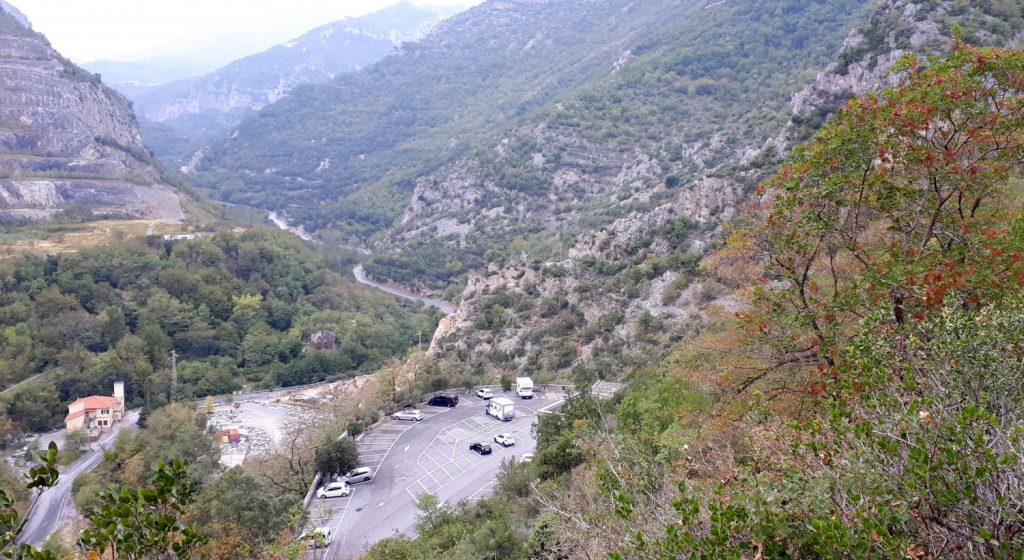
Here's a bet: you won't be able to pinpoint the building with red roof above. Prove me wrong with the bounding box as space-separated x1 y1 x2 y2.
65 382 125 433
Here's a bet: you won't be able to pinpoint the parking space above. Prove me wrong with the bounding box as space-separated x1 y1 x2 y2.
301 407 452 555
300 390 562 558
307 493 353 527
406 409 536 503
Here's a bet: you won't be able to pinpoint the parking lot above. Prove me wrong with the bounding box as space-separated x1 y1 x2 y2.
303 390 560 558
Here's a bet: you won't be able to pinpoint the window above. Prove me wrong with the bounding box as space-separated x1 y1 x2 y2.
100 409 109 415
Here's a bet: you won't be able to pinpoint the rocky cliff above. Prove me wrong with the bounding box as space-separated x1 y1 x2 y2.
422 0 1024 377
0 7 183 223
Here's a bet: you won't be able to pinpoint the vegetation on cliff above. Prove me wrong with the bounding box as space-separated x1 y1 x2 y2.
366 43 1024 560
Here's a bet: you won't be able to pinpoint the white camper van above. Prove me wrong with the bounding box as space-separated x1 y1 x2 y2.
515 377 534 399
486 397 516 421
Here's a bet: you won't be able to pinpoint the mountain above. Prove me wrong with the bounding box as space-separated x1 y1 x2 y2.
194 0 870 244
84 57 210 89
423 0 1024 378
188 0 874 376
194 0 1024 381
125 2 466 157
0 0 28 29
0 7 184 223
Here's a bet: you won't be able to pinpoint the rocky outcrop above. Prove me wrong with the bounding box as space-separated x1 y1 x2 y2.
423 0 1024 376
0 8 183 222
776 0 1024 150
304 329 338 351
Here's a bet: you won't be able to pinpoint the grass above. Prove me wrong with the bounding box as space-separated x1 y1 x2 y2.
0 219 191 256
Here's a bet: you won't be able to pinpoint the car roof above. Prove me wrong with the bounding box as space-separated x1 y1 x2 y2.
351 467 371 473
326 482 347 488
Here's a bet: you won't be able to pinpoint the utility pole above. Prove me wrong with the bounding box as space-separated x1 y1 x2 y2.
170 350 178 400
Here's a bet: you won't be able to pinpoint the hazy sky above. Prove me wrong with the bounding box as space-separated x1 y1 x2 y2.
16 0 477 63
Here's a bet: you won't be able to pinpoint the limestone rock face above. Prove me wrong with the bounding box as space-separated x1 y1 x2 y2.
0 7 183 222
304 330 339 351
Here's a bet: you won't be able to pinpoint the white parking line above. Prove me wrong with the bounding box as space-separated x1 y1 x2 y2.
468 480 497 501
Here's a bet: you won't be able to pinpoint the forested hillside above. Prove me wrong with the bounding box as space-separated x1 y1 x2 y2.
194 0 875 244
192 0 713 233
366 42 1024 560
0 229 439 433
415 0 1024 387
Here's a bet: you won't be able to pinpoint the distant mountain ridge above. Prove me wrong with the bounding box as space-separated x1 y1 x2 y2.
0 9 183 222
123 2 465 156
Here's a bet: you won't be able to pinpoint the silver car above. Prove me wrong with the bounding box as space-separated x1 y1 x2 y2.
394 409 424 421
344 467 373 484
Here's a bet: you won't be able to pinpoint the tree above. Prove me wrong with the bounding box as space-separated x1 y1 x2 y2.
314 437 359 479
0 442 61 560
62 429 88 463
189 467 295 545
1 384 62 433
101 307 128 347
136 403 220 482
81 460 208 560
735 42 1024 395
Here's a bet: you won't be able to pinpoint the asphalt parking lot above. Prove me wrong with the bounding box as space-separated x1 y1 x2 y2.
304 390 560 559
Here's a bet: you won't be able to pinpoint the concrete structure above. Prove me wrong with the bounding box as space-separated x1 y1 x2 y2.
64 382 125 433
591 380 626 400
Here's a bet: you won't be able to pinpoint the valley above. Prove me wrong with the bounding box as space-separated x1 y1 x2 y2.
2 0 1024 559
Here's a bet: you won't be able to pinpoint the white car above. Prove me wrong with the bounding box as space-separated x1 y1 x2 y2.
493 433 516 447
300 527 333 548
519 453 534 463
394 409 424 421
344 467 373 484
476 387 495 399
316 481 351 499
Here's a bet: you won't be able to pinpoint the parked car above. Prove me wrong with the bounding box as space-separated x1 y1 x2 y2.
470 442 493 455
299 527 333 548
343 467 373 484
428 394 459 407
519 453 534 463
493 433 516 447
394 409 424 421
476 387 495 400
316 481 351 499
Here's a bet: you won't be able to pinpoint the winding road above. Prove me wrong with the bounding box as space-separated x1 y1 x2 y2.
353 265 456 315
16 411 140 547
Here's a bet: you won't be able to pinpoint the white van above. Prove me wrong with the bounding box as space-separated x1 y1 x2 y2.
515 377 534 399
